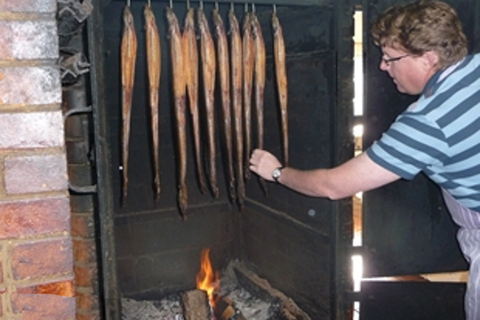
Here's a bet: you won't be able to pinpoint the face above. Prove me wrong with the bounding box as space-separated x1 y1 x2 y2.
380 46 437 95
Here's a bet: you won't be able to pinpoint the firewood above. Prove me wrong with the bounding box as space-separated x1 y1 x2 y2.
182 289 210 320
233 263 312 320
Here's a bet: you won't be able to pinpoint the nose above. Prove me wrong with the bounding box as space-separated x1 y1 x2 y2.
379 59 388 71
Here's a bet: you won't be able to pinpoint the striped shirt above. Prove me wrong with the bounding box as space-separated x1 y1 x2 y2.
367 53 480 212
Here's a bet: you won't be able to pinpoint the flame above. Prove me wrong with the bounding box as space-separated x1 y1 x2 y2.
196 248 218 307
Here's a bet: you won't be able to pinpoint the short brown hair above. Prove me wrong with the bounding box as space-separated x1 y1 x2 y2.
371 0 468 70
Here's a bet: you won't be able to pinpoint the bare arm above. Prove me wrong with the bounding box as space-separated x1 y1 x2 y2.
249 148 401 199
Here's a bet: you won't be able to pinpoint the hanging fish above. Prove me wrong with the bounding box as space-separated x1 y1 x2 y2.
251 11 268 195
121 5 137 205
242 11 255 180
272 11 289 166
145 4 161 201
229 9 245 209
212 8 236 202
183 7 208 195
198 7 219 198
166 6 188 217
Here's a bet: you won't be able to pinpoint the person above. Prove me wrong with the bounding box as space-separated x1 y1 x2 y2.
249 0 480 319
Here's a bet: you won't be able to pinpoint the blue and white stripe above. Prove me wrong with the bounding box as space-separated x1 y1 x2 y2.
367 53 480 211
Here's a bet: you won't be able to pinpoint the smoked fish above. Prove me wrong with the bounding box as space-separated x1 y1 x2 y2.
242 12 254 180
121 5 137 205
229 9 245 209
166 7 188 217
212 9 236 202
251 12 268 195
198 8 219 198
272 12 289 166
183 8 208 195
145 4 161 201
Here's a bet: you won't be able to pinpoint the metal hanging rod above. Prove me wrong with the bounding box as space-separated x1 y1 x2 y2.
119 0 328 7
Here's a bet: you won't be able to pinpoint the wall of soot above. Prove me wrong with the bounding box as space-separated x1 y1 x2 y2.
102 1 337 319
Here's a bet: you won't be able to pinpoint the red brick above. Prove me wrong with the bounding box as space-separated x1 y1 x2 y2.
74 265 98 288
0 197 70 239
0 0 56 13
17 280 75 298
0 112 64 149
71 214 95 238
76 291 99 311
73 239 97 264
12 293 75 319
37 280 75 297
11 238 73 281
0 21 58 60
4 154 68 194
0 66 61 105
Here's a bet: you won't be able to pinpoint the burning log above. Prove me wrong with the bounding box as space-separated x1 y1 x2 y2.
182 289 210 320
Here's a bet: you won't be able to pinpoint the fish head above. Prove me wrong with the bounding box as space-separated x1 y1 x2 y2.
123 6 134 25
144 5 155 23
212 8 222 26
272 13 280 32
185 7 194 27
228 9 239 31
165 7 176 24
242 12 251 31
198 8 213 36
166 7 181 34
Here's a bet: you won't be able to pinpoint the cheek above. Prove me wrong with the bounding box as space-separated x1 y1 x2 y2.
392 68 410 83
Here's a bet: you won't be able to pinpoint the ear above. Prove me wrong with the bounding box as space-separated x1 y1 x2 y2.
422 51 440 70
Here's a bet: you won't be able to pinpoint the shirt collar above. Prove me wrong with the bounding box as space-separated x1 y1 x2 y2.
421 56 471 98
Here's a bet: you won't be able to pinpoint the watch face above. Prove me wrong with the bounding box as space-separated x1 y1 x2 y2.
272 168 281 179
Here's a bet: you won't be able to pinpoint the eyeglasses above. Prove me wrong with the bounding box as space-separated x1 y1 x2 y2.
382 54 411 66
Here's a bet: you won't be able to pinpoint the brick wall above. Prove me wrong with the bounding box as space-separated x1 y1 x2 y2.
0 1 75 319
64 84 102 320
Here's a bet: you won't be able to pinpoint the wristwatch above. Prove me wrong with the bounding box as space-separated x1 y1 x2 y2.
272 166 284 183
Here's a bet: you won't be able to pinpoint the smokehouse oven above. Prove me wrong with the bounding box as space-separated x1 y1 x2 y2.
65 0 479 318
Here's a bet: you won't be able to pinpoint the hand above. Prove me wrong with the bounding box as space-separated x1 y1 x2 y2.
249 149 283 181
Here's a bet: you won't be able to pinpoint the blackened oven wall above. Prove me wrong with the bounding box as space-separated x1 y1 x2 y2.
101 1 339 319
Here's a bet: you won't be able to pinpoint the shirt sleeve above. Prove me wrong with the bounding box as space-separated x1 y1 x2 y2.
366 112 448 180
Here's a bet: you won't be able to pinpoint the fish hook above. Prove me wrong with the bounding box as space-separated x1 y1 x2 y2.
200 0 203 9
147 0 151 7
215 1 219 11
230 2 234 12
244 3 248 12
127 0 131 7
252 3 256 12
170 0 173 8
273 4 277 14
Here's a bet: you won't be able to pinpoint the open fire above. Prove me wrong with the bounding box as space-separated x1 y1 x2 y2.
122 251 309 320
196 248 219 309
